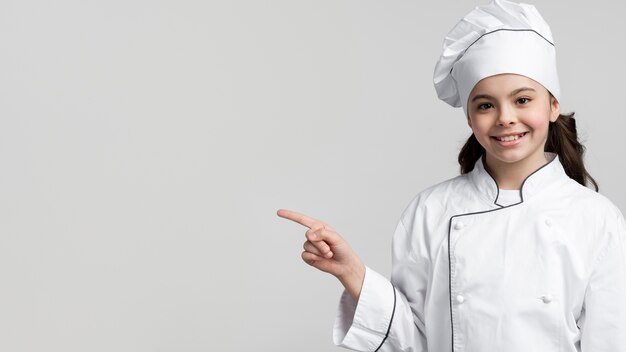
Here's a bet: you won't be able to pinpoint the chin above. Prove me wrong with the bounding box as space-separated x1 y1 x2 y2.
493 157 527 166
487 148 545 167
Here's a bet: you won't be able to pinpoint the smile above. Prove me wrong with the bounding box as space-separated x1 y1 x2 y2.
491 132 528 142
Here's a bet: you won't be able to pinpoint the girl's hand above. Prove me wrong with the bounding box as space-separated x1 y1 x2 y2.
277 208 365 301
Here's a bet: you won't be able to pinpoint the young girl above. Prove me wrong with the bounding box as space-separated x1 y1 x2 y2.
278 0 626 350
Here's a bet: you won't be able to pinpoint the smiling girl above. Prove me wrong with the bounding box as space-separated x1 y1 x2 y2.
464 74 584 191
277 0 625 351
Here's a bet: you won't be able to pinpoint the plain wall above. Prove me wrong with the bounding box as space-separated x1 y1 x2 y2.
0 1 624 351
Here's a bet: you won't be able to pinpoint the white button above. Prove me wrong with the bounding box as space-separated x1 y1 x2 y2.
545 219 553 227
541 295 553 303
454 222 465 231
455 295 465 304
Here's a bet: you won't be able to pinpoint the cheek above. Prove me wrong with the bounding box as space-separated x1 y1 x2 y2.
469 119 491 137
524 114 551 132
469 124 493 149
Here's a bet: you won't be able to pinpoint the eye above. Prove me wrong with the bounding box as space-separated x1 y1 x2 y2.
477 103 493 110
516 97 530 105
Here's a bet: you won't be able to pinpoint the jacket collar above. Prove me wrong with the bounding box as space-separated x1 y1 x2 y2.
468 152 567 205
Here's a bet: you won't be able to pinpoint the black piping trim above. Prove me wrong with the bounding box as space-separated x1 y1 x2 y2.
483 165 503 207
448 156 557 351
517 157 555 203
467 28 554 52
374 284 397 352
449 28 555 75
447 219 454 350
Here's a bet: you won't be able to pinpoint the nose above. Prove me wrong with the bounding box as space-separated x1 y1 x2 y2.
496 104 517 126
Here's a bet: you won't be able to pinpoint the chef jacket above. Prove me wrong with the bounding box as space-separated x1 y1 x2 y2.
333 153 626 352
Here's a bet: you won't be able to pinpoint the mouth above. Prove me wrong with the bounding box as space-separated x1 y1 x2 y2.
491 132 528 142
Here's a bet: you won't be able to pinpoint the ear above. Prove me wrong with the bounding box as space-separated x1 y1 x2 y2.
549 95 560 122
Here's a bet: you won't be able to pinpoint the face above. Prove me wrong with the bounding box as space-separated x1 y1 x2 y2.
466 73 560 172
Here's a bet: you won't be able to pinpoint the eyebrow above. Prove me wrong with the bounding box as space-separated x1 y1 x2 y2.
471 87 536 103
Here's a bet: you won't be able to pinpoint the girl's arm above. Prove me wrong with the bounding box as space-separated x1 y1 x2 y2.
333 219 428 352
278 209 427 352
579 210 626 350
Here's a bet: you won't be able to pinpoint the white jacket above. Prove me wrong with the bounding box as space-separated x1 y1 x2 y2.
334 153 626 352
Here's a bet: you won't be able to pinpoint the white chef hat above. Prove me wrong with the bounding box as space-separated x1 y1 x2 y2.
433 0 561 115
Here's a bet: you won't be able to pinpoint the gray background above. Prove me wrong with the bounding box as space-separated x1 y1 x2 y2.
0 0 624 351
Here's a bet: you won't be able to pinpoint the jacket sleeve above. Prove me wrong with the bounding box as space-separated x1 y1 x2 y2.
333 220 428 352
580 209 626 350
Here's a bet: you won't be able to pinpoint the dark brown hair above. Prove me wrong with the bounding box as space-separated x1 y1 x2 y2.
458 112 599 191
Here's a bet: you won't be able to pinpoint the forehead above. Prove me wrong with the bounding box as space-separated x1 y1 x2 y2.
470 73 546 96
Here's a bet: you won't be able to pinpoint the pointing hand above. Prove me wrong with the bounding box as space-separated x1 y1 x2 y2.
277 208 365 301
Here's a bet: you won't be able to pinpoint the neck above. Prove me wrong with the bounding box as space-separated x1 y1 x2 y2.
484 153 548 190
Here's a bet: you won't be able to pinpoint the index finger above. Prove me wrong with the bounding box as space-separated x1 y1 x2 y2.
276 209 323 229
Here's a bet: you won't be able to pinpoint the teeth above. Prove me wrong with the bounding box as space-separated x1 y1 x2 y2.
497 133 524 142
